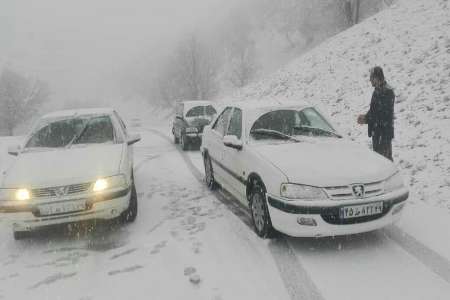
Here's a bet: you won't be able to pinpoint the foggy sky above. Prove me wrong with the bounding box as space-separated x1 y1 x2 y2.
0 0 241 104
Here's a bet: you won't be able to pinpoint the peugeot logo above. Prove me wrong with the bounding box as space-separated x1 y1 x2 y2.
352 185 365 198
55 187 67 197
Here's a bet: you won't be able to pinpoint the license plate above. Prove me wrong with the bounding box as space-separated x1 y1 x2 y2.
39 200 86 216
340 202 383 219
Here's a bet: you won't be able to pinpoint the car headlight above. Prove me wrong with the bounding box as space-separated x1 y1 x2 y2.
280 183 328 201
93 175 127 192
185 127 198 133
0 188 31 201
384 172 404 193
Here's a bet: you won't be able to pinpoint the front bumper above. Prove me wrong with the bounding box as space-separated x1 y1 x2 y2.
0 188 130 232
267 188 409 237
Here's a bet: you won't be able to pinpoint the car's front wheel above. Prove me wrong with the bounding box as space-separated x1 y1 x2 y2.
249 185 275 238
203 154 218 190
180 134 189 151
121 180 138 223
173 129 179 144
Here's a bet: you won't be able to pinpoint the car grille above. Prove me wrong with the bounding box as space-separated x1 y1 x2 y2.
31 183 92 198
324 181 384 200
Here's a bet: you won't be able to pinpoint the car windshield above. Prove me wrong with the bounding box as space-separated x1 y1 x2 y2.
185 105 217 118
25 115 115 148
250 108 340 140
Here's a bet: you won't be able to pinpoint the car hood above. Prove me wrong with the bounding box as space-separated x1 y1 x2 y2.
253 138 396 187
2 144 124 188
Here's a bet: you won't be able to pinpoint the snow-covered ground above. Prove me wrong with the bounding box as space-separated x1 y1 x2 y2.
239 0 450 212
1 120 449 300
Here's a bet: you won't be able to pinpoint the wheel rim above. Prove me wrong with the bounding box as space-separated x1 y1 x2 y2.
205 157 213 186
252 193 265 232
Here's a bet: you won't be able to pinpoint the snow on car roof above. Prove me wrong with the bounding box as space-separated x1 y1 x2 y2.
178 100 214 106
42 108 115 119
228 98 311 111
178 100 216 115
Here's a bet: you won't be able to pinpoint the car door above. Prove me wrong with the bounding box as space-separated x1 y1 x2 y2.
221 107 247 202
207 107 232 184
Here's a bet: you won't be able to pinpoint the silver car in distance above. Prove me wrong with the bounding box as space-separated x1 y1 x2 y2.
201 100 408 238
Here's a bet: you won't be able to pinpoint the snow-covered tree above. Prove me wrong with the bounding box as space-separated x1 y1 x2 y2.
0 69 50 135
157 35 220 105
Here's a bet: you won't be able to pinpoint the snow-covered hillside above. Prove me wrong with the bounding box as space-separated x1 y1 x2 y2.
239 0 450 211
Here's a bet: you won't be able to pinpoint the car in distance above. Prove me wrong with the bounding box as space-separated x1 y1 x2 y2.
172 101 217 150
0 108 141 240
201 100 409 238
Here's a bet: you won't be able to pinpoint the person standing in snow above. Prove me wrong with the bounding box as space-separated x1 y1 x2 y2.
357 66 395 161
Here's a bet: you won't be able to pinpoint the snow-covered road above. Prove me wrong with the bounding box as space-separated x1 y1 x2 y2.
0 123 449 300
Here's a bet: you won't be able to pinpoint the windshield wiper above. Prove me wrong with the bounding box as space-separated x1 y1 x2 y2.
250 129 300 142
65 118 92 148
294 125 342 138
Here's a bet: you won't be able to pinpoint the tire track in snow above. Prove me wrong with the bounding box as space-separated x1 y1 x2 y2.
145 128 325 300
384 226 450 284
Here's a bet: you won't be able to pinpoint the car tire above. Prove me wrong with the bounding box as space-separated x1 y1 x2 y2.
173 130 179 144
203 154 218 190
120 180 138 223
13 230 29 240
180 134 189 151
249 184 276 238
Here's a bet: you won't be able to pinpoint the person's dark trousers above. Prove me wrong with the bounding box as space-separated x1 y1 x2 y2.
372 134 393 161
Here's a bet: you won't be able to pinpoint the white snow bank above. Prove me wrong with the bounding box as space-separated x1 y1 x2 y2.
239 0 450 212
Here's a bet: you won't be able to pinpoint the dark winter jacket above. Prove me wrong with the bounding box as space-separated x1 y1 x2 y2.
366 82 395 139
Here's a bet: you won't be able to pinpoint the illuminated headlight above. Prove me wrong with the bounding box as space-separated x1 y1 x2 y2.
280 183 328 201
0 188 31 201
93 175 127 192
185 127 198 133
384 172 404 193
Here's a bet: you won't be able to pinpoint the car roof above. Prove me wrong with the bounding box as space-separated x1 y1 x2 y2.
42 108 115 119
225 99 311 111
178 100 215 106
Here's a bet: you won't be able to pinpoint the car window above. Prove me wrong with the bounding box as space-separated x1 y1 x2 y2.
25 118 85 148
74 116 115 144
251 110 297 137
205 105 217 116
186 106 204 117
299 107 334 130
227 108 242 139
212 107 232 136
185 105 217 117
250 108 336 140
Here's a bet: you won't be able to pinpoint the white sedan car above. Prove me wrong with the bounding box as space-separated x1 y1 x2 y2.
0 108 140 240
201 100 409 238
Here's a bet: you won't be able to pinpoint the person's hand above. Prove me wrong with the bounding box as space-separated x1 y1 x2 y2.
357 114 366 125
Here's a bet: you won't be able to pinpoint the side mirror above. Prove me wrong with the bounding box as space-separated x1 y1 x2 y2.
176 115 183 120
8 145 21 156
223 135 243 150
127 134 141 145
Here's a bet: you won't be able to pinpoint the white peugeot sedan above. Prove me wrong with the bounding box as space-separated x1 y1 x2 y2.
0 108 140 240
201 100 409 238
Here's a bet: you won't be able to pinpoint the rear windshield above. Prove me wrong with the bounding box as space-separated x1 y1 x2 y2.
185 105 217 117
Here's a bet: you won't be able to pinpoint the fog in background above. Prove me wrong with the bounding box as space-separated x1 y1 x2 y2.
0 0 243 107
0 0 389 135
